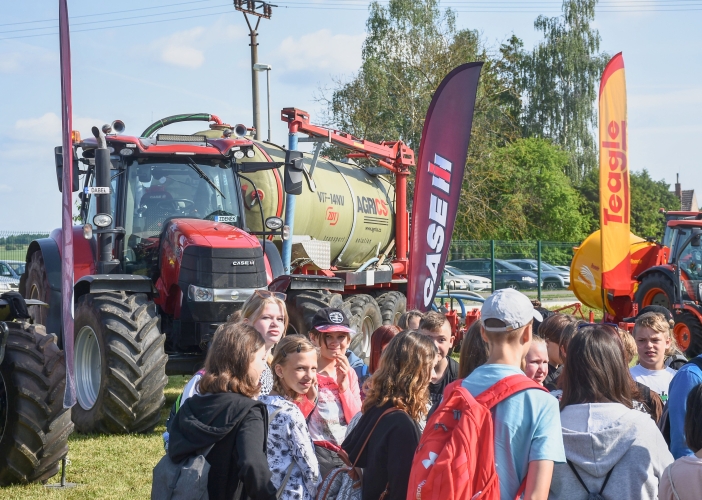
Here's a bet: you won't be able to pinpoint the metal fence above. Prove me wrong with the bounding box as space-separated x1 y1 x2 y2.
0 231 50 263
447 240 580 300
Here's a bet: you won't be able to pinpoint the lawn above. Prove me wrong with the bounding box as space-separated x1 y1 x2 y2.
2 375 191 499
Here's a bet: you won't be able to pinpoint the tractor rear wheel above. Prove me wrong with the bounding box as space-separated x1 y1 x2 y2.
376 291 406 326
344 295 382 362
0 321 73 485
72 291 167 434
23 251 50 327
286 290 345 337
673 310 702 358
635 273 675 309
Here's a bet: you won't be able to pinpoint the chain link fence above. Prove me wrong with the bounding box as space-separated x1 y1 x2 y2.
0 231 50 264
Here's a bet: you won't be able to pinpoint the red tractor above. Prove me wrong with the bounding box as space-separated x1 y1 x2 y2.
20 110 414 434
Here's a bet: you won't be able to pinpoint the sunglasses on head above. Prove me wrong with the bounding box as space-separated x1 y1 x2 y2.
281 344 303 357
254 289 287 301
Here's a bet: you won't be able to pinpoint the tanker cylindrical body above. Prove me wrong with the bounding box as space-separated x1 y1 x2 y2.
240 142 395 270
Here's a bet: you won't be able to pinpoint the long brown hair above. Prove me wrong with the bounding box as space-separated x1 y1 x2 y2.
458 320 489 378
198 323 265 397
560 325 632 410
369 325 401 374
270 335 317 399
363 330 437 420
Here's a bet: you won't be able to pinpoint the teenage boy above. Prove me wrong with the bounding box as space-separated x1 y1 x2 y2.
420 311 458 407
463 289 565 500
630 311 676 399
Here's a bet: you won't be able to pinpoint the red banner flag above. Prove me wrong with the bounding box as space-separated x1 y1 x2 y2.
407 63 483 311
599 53 631 293
59 0 76 408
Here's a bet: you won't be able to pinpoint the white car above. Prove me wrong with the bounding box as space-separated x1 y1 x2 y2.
444 265 492 292
0 276 20 293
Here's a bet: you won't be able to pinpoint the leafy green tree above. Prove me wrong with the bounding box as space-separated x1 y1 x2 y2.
578 168 680 240
456 137 589 241
508 0 608 182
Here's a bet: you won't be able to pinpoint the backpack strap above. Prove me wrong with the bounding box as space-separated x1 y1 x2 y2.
350 407 401 469
567 459 615 496
474 374 548 410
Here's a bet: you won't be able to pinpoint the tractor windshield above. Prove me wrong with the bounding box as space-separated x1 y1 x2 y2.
123 160 241 275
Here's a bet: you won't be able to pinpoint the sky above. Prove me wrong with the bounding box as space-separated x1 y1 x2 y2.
1 0 701 231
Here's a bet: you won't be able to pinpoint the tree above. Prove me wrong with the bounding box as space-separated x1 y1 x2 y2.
509 0 609 182
456 137 589 241
578 168 680 240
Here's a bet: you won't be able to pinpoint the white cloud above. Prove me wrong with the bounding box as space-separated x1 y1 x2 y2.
0 53 21 73
276 29 365 74
0 184 12 193
146 22 246 69
14 113 107 144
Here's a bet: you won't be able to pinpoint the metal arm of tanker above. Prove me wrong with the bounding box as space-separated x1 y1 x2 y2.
281 107 415 277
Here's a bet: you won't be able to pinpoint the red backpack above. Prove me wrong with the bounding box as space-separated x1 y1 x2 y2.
407 375 548 500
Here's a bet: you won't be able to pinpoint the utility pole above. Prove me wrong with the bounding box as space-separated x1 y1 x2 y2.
234 0 275 141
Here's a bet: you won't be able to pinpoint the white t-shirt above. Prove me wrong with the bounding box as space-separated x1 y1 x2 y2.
630 364 677 398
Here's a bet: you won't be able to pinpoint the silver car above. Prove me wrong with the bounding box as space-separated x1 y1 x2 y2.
444 265 492 291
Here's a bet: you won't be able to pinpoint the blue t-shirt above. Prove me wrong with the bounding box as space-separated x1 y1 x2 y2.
462 364 566 500
669 355 702 459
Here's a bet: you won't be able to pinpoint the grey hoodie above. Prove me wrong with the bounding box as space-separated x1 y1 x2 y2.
549 403 673 500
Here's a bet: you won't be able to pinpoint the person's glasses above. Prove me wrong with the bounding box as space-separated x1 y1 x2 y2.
254 289 287 301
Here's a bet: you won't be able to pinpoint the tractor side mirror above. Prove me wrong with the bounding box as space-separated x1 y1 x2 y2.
55 146 80 192
137 165 152 183
284 150 304 195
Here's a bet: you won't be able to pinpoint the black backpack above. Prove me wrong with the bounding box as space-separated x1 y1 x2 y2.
658 356 702 445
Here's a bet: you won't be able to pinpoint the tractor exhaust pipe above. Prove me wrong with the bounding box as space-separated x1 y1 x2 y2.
91 126 119 274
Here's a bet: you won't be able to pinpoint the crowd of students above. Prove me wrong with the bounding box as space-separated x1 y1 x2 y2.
155 289 702 500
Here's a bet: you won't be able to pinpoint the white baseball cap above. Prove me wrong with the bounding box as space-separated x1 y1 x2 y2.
481 288 543 332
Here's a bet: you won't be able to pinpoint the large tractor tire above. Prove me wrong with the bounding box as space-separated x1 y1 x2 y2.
344 294 383 362
635 273 675 309
0 321 73 485
22 251 50 327
673 310 702 358
286 290 344 337
72 291 167 434
376 291 406 326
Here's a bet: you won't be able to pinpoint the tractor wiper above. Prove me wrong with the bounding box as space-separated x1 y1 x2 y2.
185 158 225 199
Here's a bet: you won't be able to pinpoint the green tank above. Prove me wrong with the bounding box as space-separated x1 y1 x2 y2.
249 142 395 270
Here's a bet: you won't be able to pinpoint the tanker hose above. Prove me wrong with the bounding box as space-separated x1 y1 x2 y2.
356 257 379 273
140 113 221 138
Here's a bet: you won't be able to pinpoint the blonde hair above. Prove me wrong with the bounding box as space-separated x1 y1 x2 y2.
634 312 679 356
270 335 317 400
531 335 547 346
238 292 289 333
363 330 437 421
618 328 637 365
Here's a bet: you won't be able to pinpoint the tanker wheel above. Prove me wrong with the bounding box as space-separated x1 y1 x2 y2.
72 291 167 434
376 291 406 326
344 295 383 363
286 290 345 337
673 310 702 358
23 251 50 327
635 273 675 309
0 321 73 485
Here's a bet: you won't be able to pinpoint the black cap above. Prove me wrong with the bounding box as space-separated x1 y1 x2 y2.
311 308 354 334
623 305 674 324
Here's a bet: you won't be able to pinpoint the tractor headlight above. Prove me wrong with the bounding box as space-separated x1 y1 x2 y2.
246 148 255 158
233 150 245 160
188 284 214 302
93 213 113 228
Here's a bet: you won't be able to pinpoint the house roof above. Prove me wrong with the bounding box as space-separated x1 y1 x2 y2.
681 190 697 211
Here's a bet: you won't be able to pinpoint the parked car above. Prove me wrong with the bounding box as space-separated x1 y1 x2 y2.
444 265 491 291
446 258 538 290
0 260 25 280
440 268 470 291
0 276 20 292
554 265 571 274
507 259 570 290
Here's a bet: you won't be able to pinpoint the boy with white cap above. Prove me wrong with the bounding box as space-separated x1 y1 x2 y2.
462 288 565 500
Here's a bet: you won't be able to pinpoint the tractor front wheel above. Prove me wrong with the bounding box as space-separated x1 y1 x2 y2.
22 251 50 327
673 310 702 358
0 321 73 485
635 273 675 309
72 292 167 434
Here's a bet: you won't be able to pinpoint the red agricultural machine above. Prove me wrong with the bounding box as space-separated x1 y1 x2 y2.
18 110 414 436
571 210 702 356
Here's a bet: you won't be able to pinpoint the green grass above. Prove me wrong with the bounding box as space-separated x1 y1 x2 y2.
2 375 191 499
